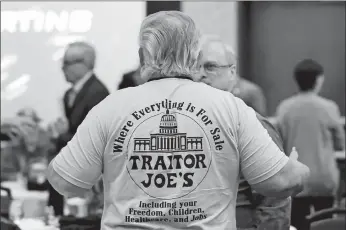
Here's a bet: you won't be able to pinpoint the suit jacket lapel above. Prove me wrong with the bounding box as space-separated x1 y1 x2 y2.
63 89 72 118
69 74 96 114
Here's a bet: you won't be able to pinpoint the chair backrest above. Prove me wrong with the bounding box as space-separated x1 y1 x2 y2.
311 217 345 230
61 224 95 230
0 187 12 217
0 216 21 230
59 216 101 230
1 130 23 181
306 207 346 230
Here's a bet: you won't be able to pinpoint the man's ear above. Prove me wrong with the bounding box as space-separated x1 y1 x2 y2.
230 64 237 76
314 75 325 93
138 48 144 66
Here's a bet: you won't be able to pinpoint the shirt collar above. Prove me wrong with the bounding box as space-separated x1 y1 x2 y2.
147 75 193 82
72 71 93 93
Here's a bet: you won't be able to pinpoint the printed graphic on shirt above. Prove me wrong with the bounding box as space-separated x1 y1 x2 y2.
112 99 226 224
127 109 212 200
125 200 208 224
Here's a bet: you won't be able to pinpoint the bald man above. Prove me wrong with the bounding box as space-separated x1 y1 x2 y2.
198 35 292 230
48 41 109 215
198 37 267 116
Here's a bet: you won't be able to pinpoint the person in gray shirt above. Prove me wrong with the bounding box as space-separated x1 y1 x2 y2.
276 59 345 230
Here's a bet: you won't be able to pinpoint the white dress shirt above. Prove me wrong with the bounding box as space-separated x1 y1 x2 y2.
67 71 93 108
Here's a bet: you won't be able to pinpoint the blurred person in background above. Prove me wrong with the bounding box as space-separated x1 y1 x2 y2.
231 70 267 116
276 59 345 230
16 108 54 163
1 123 22 182
118 66 142 89
16 108 55 191
47 11 309 229
48 41 109 216
0 108 55 185
198 35 293 230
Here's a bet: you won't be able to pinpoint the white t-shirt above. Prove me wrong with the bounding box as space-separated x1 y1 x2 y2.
52 78 289 230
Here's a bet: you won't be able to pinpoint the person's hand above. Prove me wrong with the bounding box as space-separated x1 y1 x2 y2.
289 146 298 160
52 117 68 136
46 124 56 138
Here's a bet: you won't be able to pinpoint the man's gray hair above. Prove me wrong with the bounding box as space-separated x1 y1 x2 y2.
139 11 201 81
199 34 237 66
224 44 237 66
68 41 96 70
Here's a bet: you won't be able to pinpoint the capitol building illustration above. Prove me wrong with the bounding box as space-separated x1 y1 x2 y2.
133 110 203 152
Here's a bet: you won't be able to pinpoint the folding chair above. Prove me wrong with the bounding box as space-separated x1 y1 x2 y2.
61 224 97 230
305 207 346 230
59 216 101 230
0 216 21 230
0 186 12 219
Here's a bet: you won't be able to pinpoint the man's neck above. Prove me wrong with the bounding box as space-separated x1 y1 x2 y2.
299 89 317 94
147 75 193 82
229 76 241 94
72 71 93 92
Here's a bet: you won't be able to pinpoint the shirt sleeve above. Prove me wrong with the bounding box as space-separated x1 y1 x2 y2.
250 87 267 117
51 109 105 190
327 102 345 151
235 98 289 185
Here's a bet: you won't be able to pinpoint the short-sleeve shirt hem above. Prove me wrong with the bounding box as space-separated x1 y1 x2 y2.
52 160 93 189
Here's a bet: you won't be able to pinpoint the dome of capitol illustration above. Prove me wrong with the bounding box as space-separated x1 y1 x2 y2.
159 110 177 133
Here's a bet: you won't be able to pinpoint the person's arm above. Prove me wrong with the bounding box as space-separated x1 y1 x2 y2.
49 117 72 152
328 103 345 151
236 98 309 198
256 113 285 153
275 102 289 153
55 132 73 151
250 87 267 117
46 108 106 198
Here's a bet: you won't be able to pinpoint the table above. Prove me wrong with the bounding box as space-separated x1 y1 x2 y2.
335 151 345 160
1 181 49 218
14 218 59 230
335 151 345 204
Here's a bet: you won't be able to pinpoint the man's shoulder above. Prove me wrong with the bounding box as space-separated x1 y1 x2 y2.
109 80 239 109
199 84 242 108
315 95 339 110
91 75 109 94
194 82 234 97
240 78 263 96
106 83 149 106
256 113 284 151
239 77 257 88
276 96 298 114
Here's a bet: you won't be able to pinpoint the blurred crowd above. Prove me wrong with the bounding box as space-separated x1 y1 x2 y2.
1 40 345 229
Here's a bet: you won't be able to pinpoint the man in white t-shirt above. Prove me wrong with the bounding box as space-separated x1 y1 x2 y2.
47 11 310 230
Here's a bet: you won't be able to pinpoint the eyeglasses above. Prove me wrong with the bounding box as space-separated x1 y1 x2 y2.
203 63 234 72
62 59 85 68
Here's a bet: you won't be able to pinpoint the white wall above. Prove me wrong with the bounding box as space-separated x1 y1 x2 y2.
1 2 145 126
182 2 238 53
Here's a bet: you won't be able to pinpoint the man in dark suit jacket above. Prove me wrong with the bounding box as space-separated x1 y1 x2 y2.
118 69 137 90
48 41 109 216
118 67 142 90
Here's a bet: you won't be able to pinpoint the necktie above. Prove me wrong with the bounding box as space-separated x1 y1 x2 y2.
67 89 77 108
